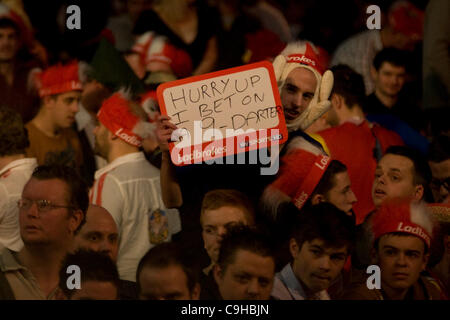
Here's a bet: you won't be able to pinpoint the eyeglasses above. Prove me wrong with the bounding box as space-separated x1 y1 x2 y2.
17 199 75 213
430 178 450 192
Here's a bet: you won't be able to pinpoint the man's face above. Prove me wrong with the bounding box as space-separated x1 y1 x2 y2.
376 234 428 292
281 68 317 125
373 62 406 98
93 121 111 159
139 264 199 300
326 171 357 215
372 154 418 207
201 206 250 263
19 178 79 246
74 205 119 261
290 238 348 294
48 91 81 129
214 249 275 300
70 281 118 300
429 159 450 203
0 27 19 62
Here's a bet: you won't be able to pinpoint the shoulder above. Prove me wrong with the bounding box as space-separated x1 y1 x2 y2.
270 274 292 300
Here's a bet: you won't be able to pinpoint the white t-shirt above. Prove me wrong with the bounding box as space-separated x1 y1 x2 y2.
90 152 181 281
0 158 37 252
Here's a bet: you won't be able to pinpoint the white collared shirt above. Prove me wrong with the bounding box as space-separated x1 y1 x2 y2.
90 152 181 281
0 158 37 252
271 263 330 300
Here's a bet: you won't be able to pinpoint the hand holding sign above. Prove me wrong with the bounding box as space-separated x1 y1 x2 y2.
157 61 288 165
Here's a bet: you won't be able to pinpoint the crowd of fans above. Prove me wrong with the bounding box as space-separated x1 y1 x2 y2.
0 0 448 300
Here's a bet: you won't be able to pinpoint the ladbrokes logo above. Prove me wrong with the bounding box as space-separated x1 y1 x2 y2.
396 222 430 246
294 191 309 209
287 55 316 66
115 128 141 147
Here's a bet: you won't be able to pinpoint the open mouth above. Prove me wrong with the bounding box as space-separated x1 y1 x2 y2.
374 188 386 197
284 109 300 120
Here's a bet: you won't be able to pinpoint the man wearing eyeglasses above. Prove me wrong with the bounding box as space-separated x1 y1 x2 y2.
428 135 450 204
0 108 37 252
0 165 88 300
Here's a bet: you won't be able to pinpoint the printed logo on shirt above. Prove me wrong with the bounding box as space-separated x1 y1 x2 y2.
148 208 169 245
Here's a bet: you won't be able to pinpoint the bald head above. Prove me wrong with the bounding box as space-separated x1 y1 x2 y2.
74 205 119 261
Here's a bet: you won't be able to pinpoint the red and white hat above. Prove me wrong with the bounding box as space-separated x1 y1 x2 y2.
262 147 331 219
97 91 155 147
35 61 83 97
272 41 333 132
132 31 193 79
371 198 434 249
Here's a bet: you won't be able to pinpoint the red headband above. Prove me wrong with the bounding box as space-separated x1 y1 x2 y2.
293 155 331 210
372 199 432 248
97 93 142 147
38 62 82 97
285 42 325 75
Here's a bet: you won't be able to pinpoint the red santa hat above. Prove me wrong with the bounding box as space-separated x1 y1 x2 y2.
34 61 83 98
132 31 193 79
388 1 424 39
371 198 434 249
262 146 331 219
97 90 155 147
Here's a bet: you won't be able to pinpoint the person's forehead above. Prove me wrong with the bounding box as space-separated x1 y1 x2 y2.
83 207 118 233
379 154 414 172
302 238 348 254
57 91 82 100
380 62 406 74
379 234 425 252
0 26 17 36
285 68 317 91
202 206 247 226
228 249 274 276
23 178 69 201
331 171 351 189
140 264 189 290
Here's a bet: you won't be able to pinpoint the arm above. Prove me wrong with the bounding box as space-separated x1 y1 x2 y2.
156 115 183 208
192 36 218 76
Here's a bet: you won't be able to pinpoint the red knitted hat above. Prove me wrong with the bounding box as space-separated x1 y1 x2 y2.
36 61 82 97
269 149 331 210
371 198 433 249
98 91 154 147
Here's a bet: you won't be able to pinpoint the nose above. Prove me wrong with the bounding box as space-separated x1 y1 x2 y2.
318 256 331 271
395 253 407 266
246 279 260 297
26 201 40 218
216 226 227 239
98 241 112 256
72 101 80 113
293 93 305 110
349 190 357 204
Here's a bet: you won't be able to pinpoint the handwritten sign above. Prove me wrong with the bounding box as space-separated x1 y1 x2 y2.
157 61 287 165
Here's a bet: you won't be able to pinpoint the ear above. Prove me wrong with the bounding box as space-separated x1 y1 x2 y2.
421 252 430 271
42 95 55 110
289 238 300 259
330 93 340 109
311 194 325 205
69 209 84 234
413 185 424 202
370 248 379 265
213 264 223 284
108 130 118 141
191 283 201 300
370 66 378 82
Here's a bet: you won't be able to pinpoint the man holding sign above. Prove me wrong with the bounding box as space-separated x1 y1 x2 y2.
155 41 333 259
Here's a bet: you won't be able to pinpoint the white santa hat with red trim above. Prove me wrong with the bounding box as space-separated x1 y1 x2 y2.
370 198 434 249
272 41 334 132
97 89 155 147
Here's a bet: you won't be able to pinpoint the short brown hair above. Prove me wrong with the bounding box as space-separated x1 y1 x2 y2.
200 189 255 225
0 108 29 157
